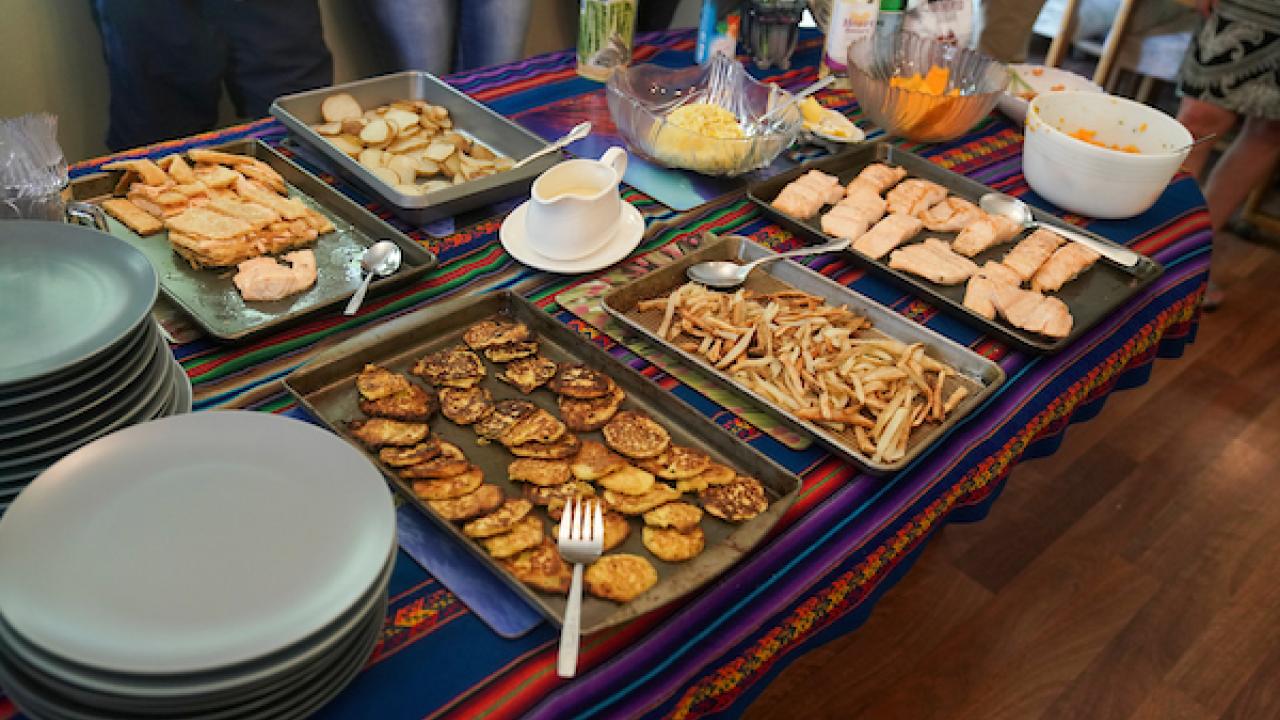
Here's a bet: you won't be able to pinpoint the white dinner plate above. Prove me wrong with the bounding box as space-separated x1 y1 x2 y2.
0 411 396 676
500 199 645 274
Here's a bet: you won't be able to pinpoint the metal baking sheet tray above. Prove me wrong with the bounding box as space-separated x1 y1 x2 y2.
746 142 1165 353
69 139 436 342
271 70 558 226
602 234 1006 475
283 290 802 633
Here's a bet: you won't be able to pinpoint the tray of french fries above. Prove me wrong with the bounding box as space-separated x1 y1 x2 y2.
271 71 558 225
602 235 1006 474
68 139 436 341
283 290 801 632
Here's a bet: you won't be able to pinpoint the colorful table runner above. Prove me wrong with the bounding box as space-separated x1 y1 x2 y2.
1 29 1209 720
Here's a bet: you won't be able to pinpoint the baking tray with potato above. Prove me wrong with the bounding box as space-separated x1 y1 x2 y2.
271 71 559 225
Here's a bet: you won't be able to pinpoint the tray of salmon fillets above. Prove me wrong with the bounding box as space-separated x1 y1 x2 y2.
747 142 1164 354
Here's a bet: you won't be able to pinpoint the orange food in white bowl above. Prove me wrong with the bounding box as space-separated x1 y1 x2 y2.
1023 92 1192 219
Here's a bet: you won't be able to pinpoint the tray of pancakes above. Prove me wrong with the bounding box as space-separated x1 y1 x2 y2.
68 139 436 341
284 290 802 632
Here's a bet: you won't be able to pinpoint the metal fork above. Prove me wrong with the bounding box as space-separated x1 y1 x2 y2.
557 497 603 678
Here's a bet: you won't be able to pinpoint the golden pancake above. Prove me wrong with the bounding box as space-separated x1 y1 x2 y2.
428 483 504 521
584 554 658 603
412 346 485 388
480 515 544 559
699 476 769 523
569 440 629 481
602 411 671 460
463 499 534 538
400 450 471 479
358 382 437 422
357 364 412 401
675 462 736 493
508 458 572 486
378 438 442 467
484 340 539 363
598 466 656 496
474 399 539 441
411 466 484 500
507 433 581 459
636 446 711 480
501 539 571 594
462 318 530 350
642 502 703 532
548 364 612 399
602 484 680 515
642 526 705 562
499 355 558 394
552 510 631 551
347 418 429 448
499 408 567 447
558 385 625 432
524 481 596 507
439 385 495 425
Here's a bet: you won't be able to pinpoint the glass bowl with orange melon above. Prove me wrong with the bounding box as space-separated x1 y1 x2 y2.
846 31 1008 142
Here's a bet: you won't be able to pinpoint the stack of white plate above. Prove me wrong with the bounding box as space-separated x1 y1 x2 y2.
0 221 193 512
0 411 397 720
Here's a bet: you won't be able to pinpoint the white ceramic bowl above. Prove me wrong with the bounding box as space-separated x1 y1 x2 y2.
997 64 1102 125
1023 91 1192 219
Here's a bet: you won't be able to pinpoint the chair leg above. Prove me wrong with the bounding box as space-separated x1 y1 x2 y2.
1093 0 1138 86
1135 74 1157 104
1046 0 1083 68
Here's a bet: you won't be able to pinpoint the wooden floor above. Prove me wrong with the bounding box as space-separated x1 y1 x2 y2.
746 234 1280 720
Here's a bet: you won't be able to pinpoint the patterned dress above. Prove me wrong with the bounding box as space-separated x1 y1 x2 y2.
1177 0 1280 119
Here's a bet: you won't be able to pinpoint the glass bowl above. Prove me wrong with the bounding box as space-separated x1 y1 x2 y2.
604 54 802 177
847 32 1008 143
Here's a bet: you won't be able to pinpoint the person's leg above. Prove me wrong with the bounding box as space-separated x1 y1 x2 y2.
90 0 225 151
364 0 456 75
1175 96 1238 182
208 0 332 119
978 0 1048 63
1202 116 1280 232
456 0 533 71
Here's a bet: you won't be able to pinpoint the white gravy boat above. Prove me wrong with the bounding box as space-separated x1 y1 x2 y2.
524 147 628 261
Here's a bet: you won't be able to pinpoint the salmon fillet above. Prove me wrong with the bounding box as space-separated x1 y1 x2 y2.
852 213 923 260
820 205 870 240
952 213 1022 256
962 262 1022 319
835 183 887 224
1030 243 1100 293
847 163 907 195
232 249 317 302
888 238 979 285
1002 228 1065 281
772 183 824 219
921 197 983 232
885 179 947 217
795 170 845 205
990 285 1073 338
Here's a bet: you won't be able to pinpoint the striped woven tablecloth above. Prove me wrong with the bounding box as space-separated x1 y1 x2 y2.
8 29 1208 720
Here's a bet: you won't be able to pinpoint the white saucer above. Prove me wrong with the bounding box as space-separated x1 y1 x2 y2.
500 199 645 274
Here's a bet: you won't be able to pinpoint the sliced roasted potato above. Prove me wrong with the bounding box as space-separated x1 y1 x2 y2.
340 117 367 136
424 140 455 162
430 105 449 121
421 179 452 193
385 108 420 132
441 152 463 179
493 157 515 171
362 109 382 121
387 155 419 184
441 131 470 152
391 100 418 112
360 119 392 146
312 121 342 136
387 135 430 154
396 183 426 195
357 148 386 169
368 166 401 186
416 157 440 177
321 93 362 123
330 134 364 156
471 144 496 160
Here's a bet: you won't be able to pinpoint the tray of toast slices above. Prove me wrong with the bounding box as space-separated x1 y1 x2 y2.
747 142 1164 353
69 139 435 341
603 234 1006 474
283 290 801 632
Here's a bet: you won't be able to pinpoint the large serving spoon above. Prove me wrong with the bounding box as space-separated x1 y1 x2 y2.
686 237 851 289
513 122 592 169
978 192 1141 268
344 240 402 316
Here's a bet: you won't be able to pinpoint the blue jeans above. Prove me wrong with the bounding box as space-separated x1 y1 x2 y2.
91 0 332 151
364 0 534 75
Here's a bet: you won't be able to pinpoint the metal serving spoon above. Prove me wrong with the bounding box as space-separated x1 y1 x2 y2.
749 75 837 135
344 240 402 316
513 122 592 169
686 237 851 289
978 192 1141 268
